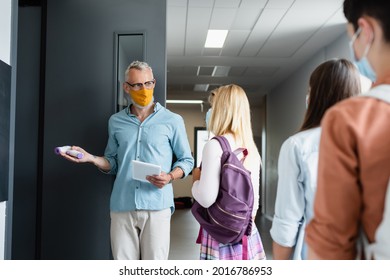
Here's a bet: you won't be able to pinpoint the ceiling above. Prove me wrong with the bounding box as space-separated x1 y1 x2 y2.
166 0 348 105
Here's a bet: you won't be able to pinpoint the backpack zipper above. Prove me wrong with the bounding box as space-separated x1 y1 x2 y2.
216 202 246 220
223 163 250 175
207 208 241 233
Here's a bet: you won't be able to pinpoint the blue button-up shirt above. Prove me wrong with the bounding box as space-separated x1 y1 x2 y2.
270 127 321 260
103 102 194 213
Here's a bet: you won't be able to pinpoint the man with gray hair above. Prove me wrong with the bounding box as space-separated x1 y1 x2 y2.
60 60 194 260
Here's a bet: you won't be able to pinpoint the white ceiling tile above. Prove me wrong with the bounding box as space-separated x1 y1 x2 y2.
239 8 287 56
189 0 214 8
185 7 213 55
215 0 241 8
168 66 199 75
229 66 247 76
327 7 348 25
293 0 343 13
202 48 222 56
258 0 343 57
243 66 279 77
168 0 187 7
167 6 187 55
231 0 267 30
291 7 346 59
265 0 295 9
209 8 237 29
221 30 250 56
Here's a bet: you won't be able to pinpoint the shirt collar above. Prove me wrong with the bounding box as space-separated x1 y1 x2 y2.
126 102 162 116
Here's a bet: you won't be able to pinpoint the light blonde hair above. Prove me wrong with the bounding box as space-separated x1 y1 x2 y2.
209 84 260 166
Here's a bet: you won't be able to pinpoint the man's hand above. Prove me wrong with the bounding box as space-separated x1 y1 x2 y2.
146 172 171 189
59 146 91 163
59 145 111 172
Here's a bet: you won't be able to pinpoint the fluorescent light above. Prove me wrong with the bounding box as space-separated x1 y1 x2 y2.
205 30 228 48
166 100 204 104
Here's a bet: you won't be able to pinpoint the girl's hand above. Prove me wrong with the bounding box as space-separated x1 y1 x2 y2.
192 167 201 182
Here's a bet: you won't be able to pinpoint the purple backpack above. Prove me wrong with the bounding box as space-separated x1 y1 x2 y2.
191 136 254 245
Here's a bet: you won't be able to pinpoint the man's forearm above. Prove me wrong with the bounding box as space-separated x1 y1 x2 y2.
91 155 111 172
169 167 184 181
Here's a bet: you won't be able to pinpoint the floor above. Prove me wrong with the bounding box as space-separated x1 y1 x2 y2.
169 209 273 260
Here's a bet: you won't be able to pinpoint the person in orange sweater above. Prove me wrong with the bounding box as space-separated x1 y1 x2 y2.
306 0 390 259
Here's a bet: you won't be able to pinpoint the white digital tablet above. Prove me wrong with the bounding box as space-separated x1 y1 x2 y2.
131 160 161 183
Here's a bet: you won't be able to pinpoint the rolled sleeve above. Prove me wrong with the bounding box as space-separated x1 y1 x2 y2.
270 218 300 247
102 117 118 175
170 116 194 177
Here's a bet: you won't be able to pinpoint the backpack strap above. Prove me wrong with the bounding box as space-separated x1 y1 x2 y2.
213 136 248 161
242 235 249 260
212 135 231 152
234 148 248 163
195 226 203 244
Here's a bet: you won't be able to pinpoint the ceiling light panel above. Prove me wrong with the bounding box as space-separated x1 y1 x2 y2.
197 66 214 76
194 84 210 92
166 100 204 104
204 30 228 48
212 66 231 77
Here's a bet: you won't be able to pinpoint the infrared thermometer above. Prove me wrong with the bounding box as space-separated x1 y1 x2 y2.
54 145 84 159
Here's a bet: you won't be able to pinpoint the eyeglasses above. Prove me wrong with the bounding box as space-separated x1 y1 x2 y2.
125 79 155 90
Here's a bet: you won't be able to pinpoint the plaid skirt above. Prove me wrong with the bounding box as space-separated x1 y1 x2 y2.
199 225 267 260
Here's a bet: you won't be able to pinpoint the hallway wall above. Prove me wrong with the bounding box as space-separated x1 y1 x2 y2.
0 0 17 261
264 33 351 218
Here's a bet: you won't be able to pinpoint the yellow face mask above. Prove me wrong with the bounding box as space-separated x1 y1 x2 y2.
129 88 154 107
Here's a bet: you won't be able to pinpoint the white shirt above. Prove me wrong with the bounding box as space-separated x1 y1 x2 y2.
191 134 260 217
270 127 321 260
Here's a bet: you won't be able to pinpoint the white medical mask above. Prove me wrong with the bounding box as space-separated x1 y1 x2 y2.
349 27 377 82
